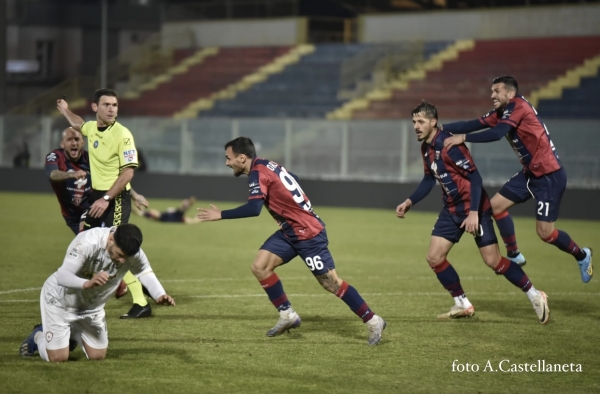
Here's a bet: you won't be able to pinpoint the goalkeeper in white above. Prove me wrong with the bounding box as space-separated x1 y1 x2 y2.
20 223 175 362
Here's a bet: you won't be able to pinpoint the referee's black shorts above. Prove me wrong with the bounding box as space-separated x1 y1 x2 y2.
83 189 132 230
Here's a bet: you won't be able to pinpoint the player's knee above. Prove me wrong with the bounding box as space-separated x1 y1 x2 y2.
250 262 268 278
426 255 443 268
48 352 69 363
87 353 106 361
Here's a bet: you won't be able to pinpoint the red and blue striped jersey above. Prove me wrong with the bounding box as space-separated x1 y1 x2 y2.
421 130 491 216
479 96 561 177
45 149 91 220
247 158 323 241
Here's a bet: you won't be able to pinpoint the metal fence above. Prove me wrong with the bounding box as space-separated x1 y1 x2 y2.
2 116 599 188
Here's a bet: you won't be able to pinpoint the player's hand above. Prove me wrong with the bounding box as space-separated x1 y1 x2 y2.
460 211 480 235
89 198 109 218
156 294 176 306
396 199 412 219
83 271 109 289
57 98 68 112
443 134 466 149
71 170 87 180
132 193 149 210
197 204 222 222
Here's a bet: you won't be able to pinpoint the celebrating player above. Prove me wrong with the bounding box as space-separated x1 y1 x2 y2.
19 224 175 362
396 101 549 323
197 137 386 346
443 75 592 283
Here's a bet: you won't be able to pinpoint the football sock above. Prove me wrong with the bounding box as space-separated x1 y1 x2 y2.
124 271 148 307
493 257 532 291
453 294 472 308
259 273 291 312
526 286 541 303
542 229 586 260
35 332 49 362
335 281 374 323
493 211 520 255
433 260 465 298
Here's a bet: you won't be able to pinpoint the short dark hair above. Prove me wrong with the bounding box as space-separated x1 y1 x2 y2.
113 223 143 257
492 75 519 94
411 100 438 120
224 137 256 158
93 88 118 105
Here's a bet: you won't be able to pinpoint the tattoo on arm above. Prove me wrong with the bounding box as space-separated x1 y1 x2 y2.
316 272 340 294
49 170 73 182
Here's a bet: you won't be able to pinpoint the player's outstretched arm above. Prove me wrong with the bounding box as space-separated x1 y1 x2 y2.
396 199 413 218
56 98 85 131
197 204 222 221
441 119 487 134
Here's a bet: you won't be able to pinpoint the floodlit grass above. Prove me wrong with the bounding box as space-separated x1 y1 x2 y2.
1 191 599 393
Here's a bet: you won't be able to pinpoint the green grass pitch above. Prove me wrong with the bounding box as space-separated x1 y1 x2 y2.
0 191 599 393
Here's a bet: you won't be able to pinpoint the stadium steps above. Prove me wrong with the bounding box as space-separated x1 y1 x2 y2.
173 45 314 119
346 36 600 120
529 54 600 107
327 40 475 120
121 47 219 100
119 46 292 117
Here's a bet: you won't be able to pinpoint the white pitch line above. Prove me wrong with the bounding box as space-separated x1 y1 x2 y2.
0 287 41 295
2 291 599 304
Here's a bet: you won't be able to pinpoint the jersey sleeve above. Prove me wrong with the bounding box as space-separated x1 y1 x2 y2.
80 121 92 137
443 145 477 177
118 128 139 169
128 249 153 277
497 101 523 129
61 234 94 277
44 150 61 179
248 169 267 200
480 109 499 128
420 144 432 176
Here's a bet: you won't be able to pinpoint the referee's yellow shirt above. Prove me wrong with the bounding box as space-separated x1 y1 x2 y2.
81 121 138 191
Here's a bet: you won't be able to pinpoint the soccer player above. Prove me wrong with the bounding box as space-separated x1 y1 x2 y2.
19 224 175 362
45 127 149 235
396 101 549 323
56 89 152 318
135 196 201 224
45 127 91 234
197 137 386 346
443 75 592 283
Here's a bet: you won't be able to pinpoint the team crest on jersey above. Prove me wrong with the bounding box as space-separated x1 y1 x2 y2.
46 152 57 162
123 149 136 162
435 151 440 160
94 141 99 149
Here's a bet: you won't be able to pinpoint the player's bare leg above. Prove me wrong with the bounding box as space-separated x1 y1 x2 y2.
479 243 549 324
491 193 526 266
427 236 474 319
537 220 593 283
314 269 385 345
251 250 301 336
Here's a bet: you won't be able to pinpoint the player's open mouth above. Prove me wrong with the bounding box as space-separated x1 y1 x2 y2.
70 148 79 156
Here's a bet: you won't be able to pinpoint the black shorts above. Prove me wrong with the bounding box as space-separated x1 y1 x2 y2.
83 189 132 229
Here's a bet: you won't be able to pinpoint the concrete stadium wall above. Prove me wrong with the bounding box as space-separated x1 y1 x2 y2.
161 18 307 48
359 4 600 42
2 168 599 221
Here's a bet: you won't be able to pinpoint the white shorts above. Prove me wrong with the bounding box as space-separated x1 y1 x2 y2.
40 291 108 351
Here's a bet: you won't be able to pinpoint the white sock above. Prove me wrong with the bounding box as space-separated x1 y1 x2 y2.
526 286 540 302
454 295 472 308
35 332 49 362
279 307 297 319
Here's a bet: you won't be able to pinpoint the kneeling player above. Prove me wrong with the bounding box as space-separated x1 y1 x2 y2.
396 101 549 324
20 224 175 362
